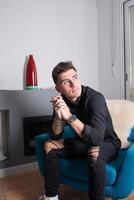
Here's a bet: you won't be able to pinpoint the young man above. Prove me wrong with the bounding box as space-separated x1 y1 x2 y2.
39 61 121 200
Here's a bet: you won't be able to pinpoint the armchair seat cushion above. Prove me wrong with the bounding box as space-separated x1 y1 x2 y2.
60 149 126 186
60 159 116 185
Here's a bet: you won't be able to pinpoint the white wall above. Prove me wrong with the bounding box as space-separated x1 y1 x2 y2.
0 0 98 90
97 0 125 99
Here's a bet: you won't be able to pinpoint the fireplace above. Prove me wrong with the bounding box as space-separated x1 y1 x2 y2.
23 115 52 156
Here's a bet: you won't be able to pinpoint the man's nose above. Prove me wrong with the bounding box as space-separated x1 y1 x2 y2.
70 80 75 87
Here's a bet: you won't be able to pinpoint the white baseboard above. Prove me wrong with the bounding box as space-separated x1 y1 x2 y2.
0 162 38 178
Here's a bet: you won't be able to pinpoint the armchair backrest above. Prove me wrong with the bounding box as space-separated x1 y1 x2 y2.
106 100 134 148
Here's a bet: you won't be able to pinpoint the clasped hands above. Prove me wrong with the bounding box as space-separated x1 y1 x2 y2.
51 95 71 121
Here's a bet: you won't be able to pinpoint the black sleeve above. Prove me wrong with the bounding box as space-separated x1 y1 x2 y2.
81 93 107 145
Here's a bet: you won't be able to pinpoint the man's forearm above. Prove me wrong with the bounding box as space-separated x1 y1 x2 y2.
52 117 64 135
67 117 84 137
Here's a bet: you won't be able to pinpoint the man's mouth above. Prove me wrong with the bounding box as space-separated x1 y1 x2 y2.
72 88 79 93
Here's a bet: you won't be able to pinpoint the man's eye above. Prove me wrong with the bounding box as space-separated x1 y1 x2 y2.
73 75 78 79
63 80 69 85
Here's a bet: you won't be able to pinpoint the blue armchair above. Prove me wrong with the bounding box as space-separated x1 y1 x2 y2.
35 125 134 200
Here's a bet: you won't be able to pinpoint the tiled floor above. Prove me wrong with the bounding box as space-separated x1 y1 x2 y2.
0 170 133 200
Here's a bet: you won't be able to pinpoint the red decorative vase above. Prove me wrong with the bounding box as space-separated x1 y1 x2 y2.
26 55 38 90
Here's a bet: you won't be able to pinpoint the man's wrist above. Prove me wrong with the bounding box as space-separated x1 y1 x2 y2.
55 115 62 121
67 114 77 124
54 117 64 127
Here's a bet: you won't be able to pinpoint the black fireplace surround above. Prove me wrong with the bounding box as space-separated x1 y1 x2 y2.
23 115 53 156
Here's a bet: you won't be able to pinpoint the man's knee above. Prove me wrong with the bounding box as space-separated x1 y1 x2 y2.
47 148 57 155
44 141 58 154
44 141 51 153
87 155 105 169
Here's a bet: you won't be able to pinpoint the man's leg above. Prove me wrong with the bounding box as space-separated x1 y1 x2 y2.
44 138 89 197
44 148 69 197
87 142 118 200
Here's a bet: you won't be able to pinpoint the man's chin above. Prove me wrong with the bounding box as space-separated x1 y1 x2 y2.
73 89 81 97
69 92 81 101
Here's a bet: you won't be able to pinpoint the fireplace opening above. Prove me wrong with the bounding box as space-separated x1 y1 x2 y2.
23 115 52 156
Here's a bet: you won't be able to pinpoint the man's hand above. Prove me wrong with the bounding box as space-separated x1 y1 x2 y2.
51 95 71 121
44 140 64 153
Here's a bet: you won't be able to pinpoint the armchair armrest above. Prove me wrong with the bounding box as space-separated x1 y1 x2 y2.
35 125 76 176
35 132 50 176
108 144 134 199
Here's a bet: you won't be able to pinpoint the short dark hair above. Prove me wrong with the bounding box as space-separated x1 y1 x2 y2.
52 61 77 84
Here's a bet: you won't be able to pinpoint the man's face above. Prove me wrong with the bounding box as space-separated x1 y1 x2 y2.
55 69 81 102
